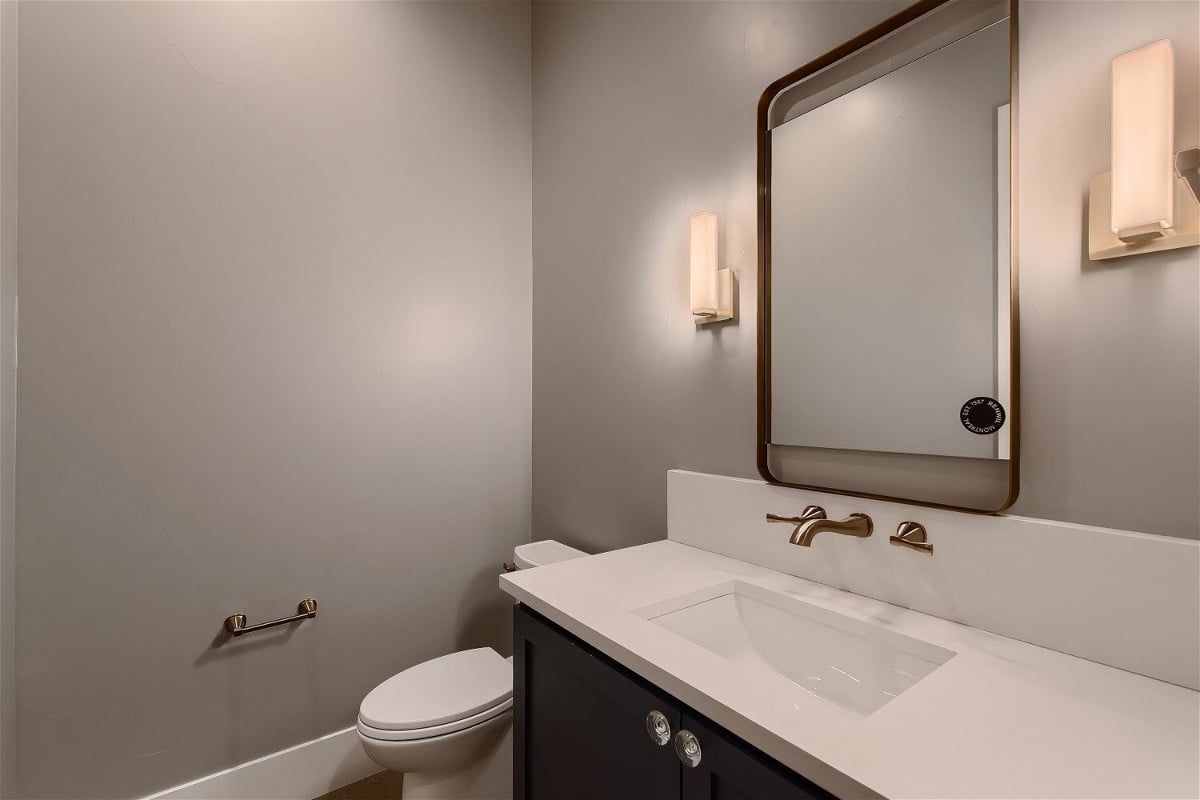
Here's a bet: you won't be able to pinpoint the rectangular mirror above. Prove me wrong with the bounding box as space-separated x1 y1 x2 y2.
757 0 1018 512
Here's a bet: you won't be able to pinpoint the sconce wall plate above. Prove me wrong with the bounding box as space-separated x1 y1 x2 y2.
1089 162 1200 261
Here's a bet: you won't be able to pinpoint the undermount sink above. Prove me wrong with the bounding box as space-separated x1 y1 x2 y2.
635 581 955 716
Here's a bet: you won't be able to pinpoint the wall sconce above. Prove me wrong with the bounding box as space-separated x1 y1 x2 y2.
690 212 734 324
1088 39 1199 260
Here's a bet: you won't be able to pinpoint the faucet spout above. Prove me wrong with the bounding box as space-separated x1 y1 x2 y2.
788 513 873 547
766 506 826 541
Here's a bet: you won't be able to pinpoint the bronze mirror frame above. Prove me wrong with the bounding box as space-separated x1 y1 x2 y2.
755 0 1020 514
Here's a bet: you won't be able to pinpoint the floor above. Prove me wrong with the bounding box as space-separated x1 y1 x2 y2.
313 770 404 800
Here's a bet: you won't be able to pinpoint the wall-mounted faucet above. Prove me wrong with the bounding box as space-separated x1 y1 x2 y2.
766 507 873 547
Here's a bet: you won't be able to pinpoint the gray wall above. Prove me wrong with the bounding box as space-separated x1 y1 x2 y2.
532 0 907 553
531 0 1199 547
14 2 531 798
6 1 1198 796
0 1 16 796
1014 0 1198 537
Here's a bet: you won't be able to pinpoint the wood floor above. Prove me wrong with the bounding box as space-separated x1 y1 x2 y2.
312 770 404 800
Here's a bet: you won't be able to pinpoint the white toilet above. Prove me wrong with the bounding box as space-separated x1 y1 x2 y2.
357 540 587 799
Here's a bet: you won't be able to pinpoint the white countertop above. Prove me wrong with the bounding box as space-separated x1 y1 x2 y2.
500 540 1200 800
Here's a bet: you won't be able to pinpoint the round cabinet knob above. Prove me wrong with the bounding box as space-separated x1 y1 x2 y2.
645 710 671 746
675 730 702 767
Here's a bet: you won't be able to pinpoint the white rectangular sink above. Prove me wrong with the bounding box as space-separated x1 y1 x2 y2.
635 581 955 716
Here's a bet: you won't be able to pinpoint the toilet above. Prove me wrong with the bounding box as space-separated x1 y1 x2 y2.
357 540 587 799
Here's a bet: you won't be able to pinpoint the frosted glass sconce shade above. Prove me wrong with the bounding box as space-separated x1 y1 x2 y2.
689 212 733 325
690 212 718 316
1111 40 1174 242
1087 39 1198 261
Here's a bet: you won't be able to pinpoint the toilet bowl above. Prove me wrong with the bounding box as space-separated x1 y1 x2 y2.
357 648 515 799
357 540 587 799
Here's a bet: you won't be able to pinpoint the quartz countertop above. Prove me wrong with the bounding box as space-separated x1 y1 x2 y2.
500 540 1200 800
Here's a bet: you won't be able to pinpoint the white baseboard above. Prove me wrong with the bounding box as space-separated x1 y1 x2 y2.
143 727 379 800
667 470 1200 690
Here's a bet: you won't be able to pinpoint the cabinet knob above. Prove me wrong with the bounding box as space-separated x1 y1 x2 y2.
675 730 702 767
645 710 672 746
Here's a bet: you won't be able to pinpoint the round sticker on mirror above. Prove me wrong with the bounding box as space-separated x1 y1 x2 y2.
960 397 1005 435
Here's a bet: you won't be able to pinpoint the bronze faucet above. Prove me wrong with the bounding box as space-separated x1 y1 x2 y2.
766 506 873 547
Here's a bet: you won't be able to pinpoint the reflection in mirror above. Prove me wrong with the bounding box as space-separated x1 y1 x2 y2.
759 0 1017 511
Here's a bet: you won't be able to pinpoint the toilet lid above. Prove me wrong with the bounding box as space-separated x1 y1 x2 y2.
359 648 513 731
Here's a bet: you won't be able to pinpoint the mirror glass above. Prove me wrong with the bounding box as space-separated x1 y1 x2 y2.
760 0 1016 509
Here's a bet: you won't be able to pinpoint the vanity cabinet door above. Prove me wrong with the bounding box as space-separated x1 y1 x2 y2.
515 606 682 800
678 714 835 800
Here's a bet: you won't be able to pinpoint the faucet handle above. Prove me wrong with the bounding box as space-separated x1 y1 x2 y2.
765 505 826 526
890 521 933 555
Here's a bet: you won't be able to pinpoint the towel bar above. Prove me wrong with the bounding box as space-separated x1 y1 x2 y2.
224 598 317 637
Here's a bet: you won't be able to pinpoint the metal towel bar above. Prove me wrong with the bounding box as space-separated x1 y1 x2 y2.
224 598 317 637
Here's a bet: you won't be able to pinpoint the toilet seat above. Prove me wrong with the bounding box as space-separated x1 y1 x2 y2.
358 648 513 743
358 696 513 741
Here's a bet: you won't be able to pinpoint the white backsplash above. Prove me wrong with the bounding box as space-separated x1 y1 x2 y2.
667 470 1199 690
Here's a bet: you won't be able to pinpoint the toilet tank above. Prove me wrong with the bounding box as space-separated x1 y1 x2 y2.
512 540 587 570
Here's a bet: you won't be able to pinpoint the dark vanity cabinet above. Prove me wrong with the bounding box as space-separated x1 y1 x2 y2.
514 605 837 800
